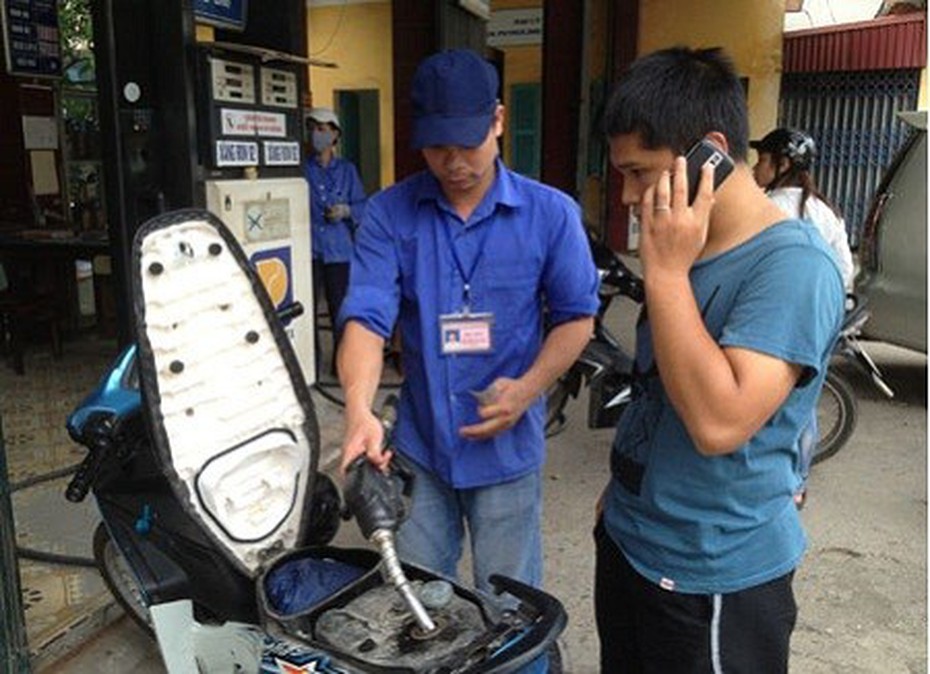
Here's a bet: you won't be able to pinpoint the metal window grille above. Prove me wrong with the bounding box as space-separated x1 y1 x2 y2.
778 68 921 247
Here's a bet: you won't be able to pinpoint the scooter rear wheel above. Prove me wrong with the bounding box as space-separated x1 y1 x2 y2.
93 523 155 636
93 524 221 638
813 370 858 465
94 523 222 639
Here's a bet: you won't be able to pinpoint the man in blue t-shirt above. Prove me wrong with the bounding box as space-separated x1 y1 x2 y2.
337 49 599 599
595 47 844 673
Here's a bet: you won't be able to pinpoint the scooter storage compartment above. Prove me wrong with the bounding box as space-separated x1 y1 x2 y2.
261 546 379 619
259 546 498 673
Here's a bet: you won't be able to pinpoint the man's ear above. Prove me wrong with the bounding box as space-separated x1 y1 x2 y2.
493 104 506 138
704 131 730 155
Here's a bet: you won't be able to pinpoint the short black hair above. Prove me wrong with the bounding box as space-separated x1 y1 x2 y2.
603 46 749 161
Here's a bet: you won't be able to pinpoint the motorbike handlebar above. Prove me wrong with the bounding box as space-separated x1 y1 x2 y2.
588 234 645 304
65 413 116 502
599 261 645 304
275 301 304 324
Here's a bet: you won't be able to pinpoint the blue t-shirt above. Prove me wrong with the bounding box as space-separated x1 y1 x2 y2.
603 220 845 594
305 156 367 263
340 159 600 488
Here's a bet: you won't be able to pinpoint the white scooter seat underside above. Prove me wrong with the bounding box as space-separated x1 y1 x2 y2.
135 212 314 576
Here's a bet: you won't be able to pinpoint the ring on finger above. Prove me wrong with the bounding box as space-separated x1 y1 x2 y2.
654 204 671 212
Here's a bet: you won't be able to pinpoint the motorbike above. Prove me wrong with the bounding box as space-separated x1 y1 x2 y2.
65 209 565 674
545 234 893 467
812 295 894 465
545 234 643 436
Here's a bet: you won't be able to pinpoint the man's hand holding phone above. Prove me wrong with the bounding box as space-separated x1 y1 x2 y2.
684 139 734 205
639 140 733 278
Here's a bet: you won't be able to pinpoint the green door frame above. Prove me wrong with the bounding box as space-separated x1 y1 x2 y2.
335 89 381 196
509 83 542 179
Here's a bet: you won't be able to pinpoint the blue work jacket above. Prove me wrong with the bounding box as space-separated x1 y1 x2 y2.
340 159 599 488
305 156 366 263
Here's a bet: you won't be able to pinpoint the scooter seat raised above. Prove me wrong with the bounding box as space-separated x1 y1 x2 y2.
133 209 319 576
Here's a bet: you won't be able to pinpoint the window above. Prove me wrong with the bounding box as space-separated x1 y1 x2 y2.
509 83 541 179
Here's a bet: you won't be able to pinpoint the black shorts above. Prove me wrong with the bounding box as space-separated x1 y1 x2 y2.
593 519 797 674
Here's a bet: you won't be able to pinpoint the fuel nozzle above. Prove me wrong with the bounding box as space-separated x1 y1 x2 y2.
343 397 437 635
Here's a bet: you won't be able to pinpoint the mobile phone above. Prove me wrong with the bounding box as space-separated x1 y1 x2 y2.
684 139 735 205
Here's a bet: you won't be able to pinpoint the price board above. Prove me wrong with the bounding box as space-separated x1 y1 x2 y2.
1 0 61 78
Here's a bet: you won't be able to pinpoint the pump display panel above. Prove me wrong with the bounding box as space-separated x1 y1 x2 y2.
198 51 303 172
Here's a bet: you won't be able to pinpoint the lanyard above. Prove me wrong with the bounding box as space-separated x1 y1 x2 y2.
444 217 492 313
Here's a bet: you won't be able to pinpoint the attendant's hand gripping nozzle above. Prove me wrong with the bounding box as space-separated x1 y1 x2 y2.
343 396 437 635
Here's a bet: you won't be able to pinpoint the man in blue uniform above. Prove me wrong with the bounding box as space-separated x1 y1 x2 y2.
595 47 845 673
304 107 366 376
337 49 599 598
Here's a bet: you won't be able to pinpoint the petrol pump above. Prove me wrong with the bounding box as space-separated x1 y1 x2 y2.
92 0 325 384
195 47 315 382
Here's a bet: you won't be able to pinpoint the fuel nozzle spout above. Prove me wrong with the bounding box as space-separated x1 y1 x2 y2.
370 528 437 634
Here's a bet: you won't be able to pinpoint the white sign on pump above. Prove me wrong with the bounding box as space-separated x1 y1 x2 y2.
221 108 287 137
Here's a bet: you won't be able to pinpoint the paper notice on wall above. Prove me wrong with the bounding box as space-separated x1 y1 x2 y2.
22 116 59 149
30 150 60 195
487 8 543 47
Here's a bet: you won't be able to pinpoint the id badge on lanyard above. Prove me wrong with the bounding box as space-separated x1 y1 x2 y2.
440 216 495 355
439 311 494 355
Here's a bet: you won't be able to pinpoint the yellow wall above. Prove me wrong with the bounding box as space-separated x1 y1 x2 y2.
490 1 543 165
639 0 787 150
307 2 395 188
303 0 789 192
487 0 786 219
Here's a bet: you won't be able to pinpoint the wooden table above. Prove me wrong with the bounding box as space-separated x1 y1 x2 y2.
0 229 113 336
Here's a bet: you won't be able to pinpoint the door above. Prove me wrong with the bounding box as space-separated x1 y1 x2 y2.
335 89 381 195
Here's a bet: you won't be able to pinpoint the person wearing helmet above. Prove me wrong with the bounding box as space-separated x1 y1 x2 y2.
304 107 367 376
751 128 855 290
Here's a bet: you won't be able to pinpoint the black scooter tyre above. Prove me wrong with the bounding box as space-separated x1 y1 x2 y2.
813 370 858 465
93 523 155 636
545 380 572 436
94 524 221 638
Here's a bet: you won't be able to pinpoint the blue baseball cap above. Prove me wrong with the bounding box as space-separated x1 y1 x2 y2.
411 49 499 150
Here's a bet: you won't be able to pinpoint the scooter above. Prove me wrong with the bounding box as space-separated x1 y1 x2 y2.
65 208 565 673
545 234 643 435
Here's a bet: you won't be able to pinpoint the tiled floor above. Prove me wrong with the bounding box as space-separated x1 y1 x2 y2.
1 333 124 671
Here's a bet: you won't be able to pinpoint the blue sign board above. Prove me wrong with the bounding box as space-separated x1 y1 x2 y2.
1 0 61 78
194 0 248 31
